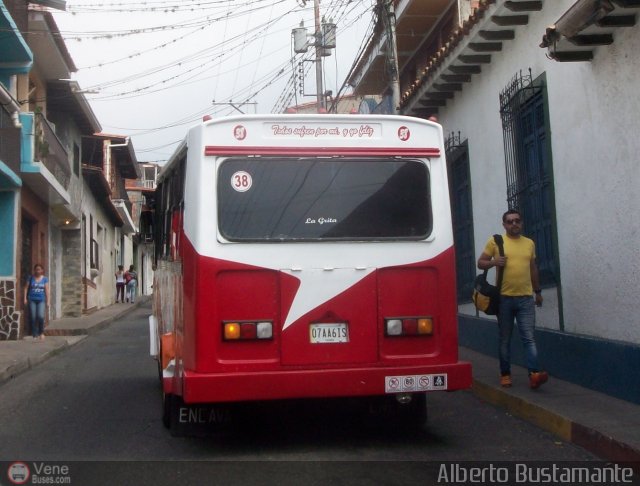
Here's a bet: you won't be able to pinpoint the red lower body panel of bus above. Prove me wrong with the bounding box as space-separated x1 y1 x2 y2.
162 240 472 404
177 362 471 403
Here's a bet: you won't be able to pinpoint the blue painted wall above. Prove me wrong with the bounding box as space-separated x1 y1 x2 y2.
19 113 34 167
0 190 16 276
459 314 640 405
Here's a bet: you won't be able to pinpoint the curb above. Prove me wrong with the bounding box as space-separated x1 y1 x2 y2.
1 300 148 385
46 320 111 336
45 299 148 336
471 378 640 467
0 358 30 384
0 336 86 385
472 380 572 441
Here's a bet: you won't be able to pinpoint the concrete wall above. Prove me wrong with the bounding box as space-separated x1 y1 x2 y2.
61 228 82 317
0 190 20 339
459 314 640 405
0 190 17 276
122 233 134 270
435 0 640 344
545 26 640 342
49 225 61 320
133 241 154 298
81 180 119 311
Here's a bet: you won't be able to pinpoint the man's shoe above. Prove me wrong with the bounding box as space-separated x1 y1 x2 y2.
500 374 512 388
529 371 548 389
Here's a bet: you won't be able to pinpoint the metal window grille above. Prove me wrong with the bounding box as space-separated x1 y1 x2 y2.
499 70 558 285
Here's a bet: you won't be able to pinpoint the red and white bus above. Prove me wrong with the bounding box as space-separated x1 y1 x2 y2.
150 114 472 431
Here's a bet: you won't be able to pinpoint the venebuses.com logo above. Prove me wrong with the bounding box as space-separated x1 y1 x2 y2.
7 462 30 484
6 462 71 484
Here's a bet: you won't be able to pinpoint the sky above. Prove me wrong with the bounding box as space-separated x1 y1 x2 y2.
51 0 377 165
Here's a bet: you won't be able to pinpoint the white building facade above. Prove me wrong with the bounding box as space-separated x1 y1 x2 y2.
432 1 640 344
350 0 640 403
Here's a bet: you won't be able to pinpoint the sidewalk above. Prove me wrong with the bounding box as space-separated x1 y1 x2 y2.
461 347 640 466
0 297 149 384
0 302 638 466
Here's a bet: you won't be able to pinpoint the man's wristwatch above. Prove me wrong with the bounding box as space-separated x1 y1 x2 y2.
534 289 542 294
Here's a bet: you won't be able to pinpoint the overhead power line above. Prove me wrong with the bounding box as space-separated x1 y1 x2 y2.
50 0 374 160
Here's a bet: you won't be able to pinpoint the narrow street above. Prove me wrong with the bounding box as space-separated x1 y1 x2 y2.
0 303 600 485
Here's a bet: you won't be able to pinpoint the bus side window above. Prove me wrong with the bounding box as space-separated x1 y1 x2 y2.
170 208 183 260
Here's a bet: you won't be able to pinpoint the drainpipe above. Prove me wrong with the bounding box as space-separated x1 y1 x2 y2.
0 85 22 128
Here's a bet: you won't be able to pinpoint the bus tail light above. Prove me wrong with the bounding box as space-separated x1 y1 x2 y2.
223 321 273 341
385 317 433 337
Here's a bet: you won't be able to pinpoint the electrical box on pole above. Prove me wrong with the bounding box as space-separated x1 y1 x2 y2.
293 23 309 53
322 19 336 48
289 2 337 112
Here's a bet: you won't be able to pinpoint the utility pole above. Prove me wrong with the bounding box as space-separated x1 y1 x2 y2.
292 0 335 113
383 0 401 114
314 0 325 111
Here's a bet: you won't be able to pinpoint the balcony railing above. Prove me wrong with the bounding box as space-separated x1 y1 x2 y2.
34 112 70 190
125 178 157 190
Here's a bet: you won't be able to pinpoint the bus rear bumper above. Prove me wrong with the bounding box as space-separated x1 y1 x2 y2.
176 361 472 404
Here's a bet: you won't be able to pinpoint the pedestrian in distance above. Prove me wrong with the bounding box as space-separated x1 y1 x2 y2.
115 265 126 303
125 264 138 303
23 263 50 341
477 209 548 390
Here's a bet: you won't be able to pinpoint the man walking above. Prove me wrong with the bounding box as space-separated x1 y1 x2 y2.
477 209 548 389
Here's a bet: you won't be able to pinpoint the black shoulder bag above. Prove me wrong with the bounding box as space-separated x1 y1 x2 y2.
472 234 505 316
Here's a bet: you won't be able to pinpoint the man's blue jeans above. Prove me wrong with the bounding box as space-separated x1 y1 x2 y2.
498 296 540 375
28 300 46 337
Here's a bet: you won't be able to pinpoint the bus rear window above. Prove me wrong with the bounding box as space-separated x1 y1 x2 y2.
217 158 432 241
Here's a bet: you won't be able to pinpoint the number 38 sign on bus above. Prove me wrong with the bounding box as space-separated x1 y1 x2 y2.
231 171 252 192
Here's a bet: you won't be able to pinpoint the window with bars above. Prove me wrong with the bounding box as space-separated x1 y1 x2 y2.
90 238 99 270
499 70 558 286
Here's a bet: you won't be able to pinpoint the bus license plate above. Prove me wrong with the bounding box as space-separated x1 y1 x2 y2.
309 323 348 343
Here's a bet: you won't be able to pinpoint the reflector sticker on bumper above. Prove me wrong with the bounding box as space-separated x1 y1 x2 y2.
385 374 447 393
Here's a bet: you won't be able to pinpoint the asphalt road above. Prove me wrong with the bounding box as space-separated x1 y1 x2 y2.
0 303 599 485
